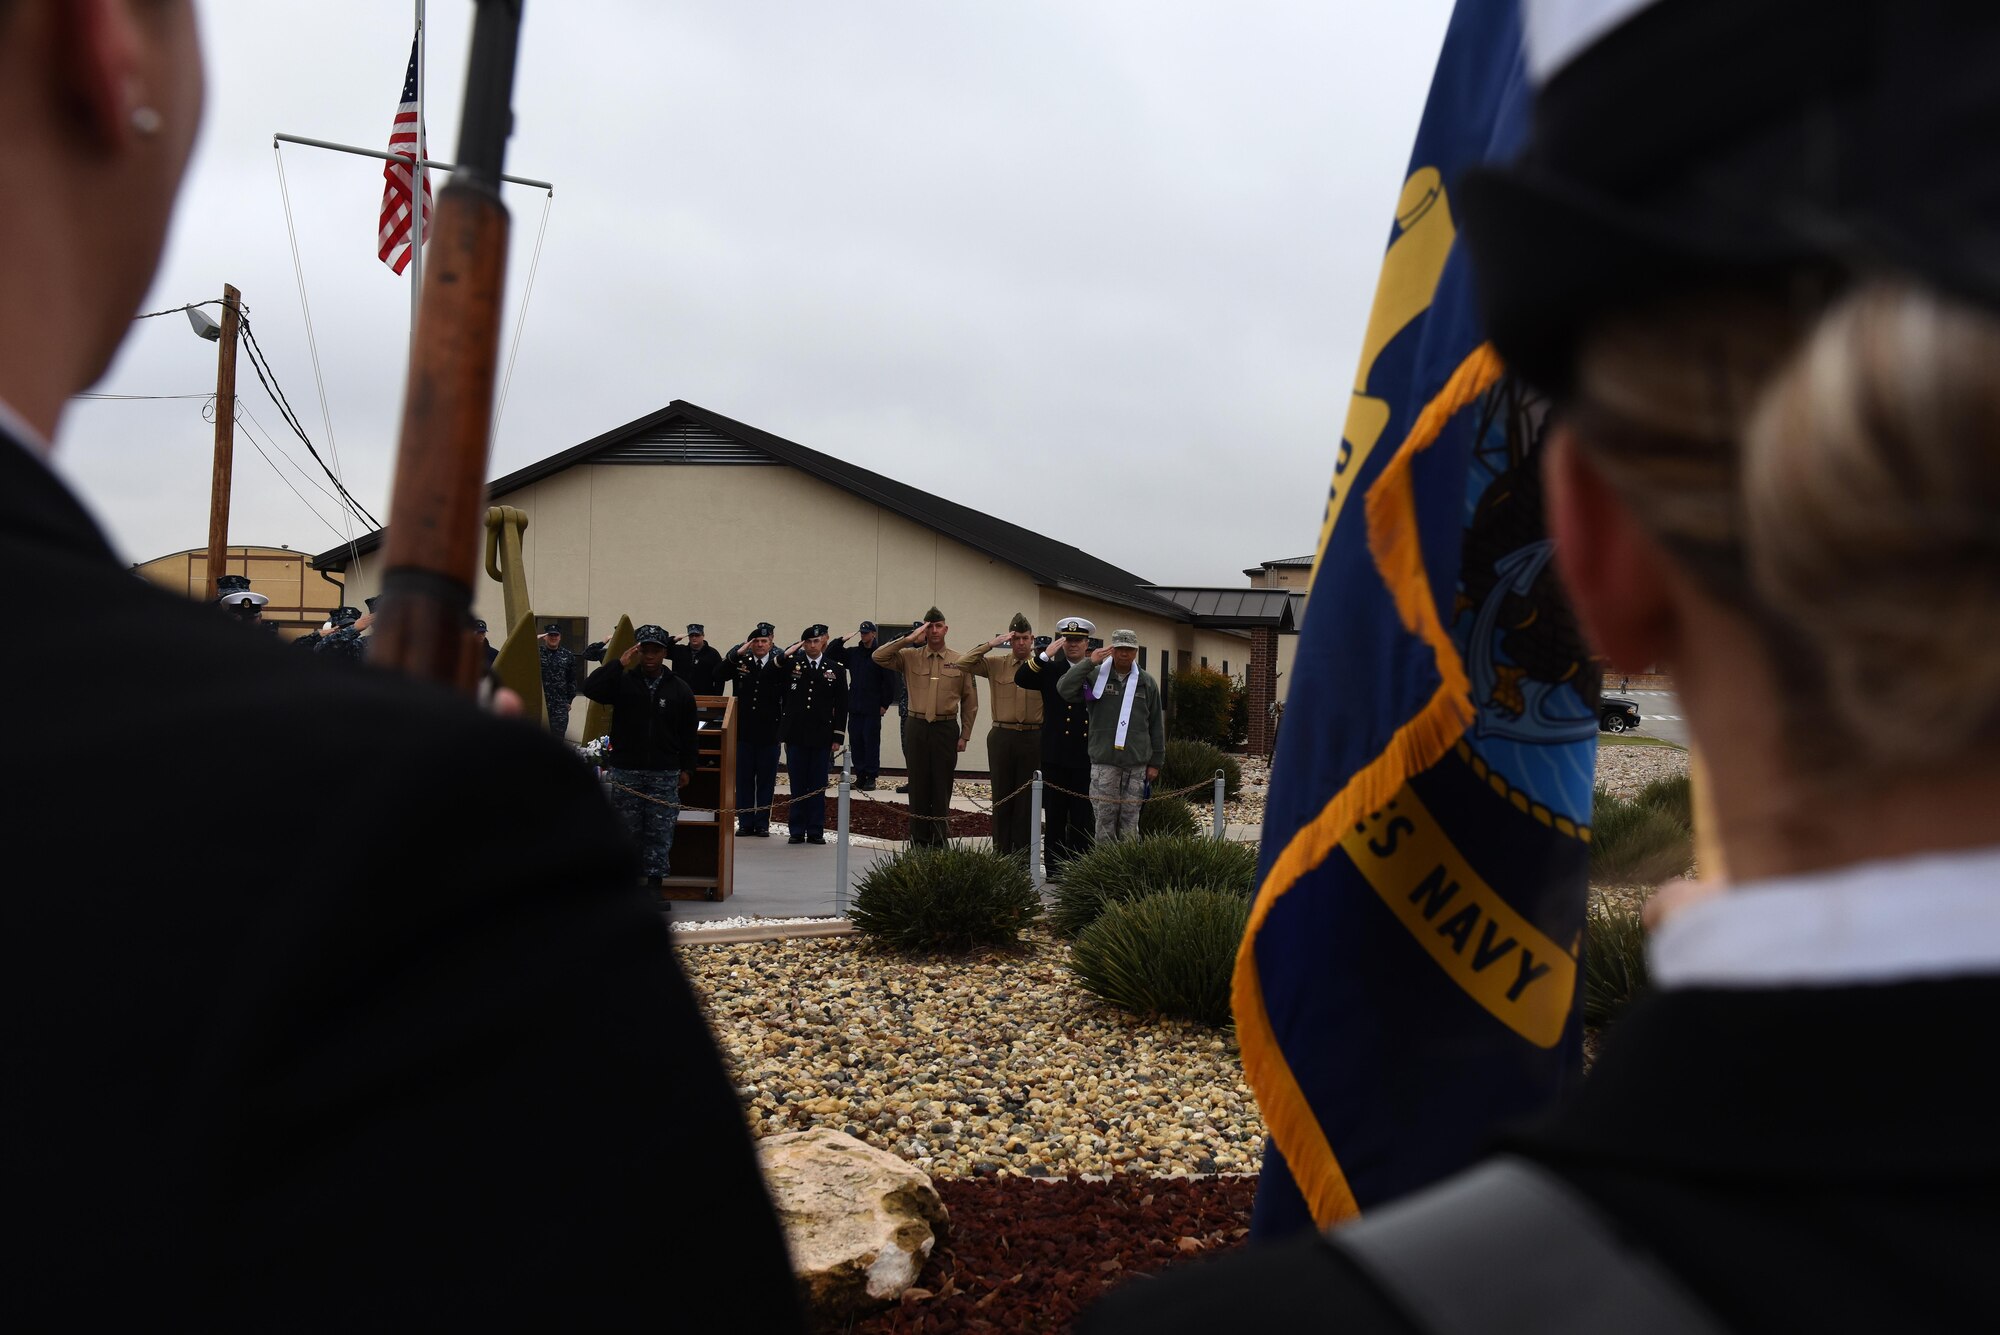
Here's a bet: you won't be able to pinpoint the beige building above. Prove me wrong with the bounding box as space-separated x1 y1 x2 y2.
316 401 1296 769
1244 554 1313 705
134 543 347 639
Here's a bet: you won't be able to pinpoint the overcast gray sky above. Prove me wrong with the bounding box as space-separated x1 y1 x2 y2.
54 0 1455 586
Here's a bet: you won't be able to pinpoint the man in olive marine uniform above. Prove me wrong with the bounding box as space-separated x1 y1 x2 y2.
538 623 581 738
872 607 978 846
957 612 1043 857
1017 615 1097 875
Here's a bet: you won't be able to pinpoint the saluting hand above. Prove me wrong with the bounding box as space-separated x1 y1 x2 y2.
1088 645 1114 664
619 643 641 668
988 633 1009 650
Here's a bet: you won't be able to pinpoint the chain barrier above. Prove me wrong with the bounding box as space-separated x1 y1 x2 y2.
599 770 1224 817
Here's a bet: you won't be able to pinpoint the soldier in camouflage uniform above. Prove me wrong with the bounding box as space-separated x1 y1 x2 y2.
579 624 699 897
538 622 581 737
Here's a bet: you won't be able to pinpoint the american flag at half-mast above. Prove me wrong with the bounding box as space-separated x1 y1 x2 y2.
377 37 432 275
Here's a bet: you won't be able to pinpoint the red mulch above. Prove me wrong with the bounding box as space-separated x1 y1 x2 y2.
835 1175 1255 1334
772 792 992 841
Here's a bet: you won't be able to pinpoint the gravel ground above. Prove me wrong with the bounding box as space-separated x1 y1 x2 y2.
1594 742 1690 800
680 932 1266 1181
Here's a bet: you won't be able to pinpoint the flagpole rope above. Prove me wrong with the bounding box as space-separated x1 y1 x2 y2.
272 142 364 584
1231 341 1503 1230
494 189 553 440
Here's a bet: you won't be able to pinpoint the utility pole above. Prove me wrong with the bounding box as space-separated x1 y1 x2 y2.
203 283 242 601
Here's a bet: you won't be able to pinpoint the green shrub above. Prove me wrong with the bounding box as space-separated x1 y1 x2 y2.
1157 737 1243 801
1634 773 1693 826
1140 795 1199 838
848 843 1040 951
1590 786 1695 887
1070 889 1250 1026
1226 678 1250 747
1584 897 1651 1027
1051 835 1260 939
1168 666 1235 745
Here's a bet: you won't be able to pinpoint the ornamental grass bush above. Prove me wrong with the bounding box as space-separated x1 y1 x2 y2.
1590 786 1696 887
1050 834 1260 940
1139 794 1200 839
1584 896 1651 1027
848 843 1040 951
1634 773 1694 826
1157 737 1243 801
1069 888 1250 1026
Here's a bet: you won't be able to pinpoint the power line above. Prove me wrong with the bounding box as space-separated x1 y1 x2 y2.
75 392 216 402
238 422 355 547
234 398 359 521
235 313 383 529
131 300 229 321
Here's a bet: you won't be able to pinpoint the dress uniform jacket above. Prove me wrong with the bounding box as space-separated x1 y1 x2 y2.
843 640 893 710
1016 651 1091 769
780 650 849 748
0 434 803 1330
579 661 700 772
1082 975 2000 1334
722 647 788 746
671 642 729 697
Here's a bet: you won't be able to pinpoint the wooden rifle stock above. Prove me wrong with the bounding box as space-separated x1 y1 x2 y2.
371 0 524 693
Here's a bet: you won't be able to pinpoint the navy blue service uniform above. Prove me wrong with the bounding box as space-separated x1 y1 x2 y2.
842 620 893 789
780 627 848 843
724 624 787 836
1016 620 1097 874
580 625 700 882
670 624 729 696
539 622 582 737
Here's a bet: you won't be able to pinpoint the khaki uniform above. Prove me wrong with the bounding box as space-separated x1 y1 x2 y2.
957 647 1043 856
873 635 978 845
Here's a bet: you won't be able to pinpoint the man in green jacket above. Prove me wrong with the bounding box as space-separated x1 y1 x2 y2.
1056 628 1164 841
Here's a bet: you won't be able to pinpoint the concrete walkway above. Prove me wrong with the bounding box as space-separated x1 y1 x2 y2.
665 824 897 923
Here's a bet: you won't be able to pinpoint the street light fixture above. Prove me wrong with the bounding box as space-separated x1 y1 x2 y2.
186 304 222 342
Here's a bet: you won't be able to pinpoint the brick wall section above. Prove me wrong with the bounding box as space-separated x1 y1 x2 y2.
1247 627 1279 757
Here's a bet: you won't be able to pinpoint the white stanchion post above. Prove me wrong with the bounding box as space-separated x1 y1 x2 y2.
1213 768 1226 840
1030 769 1045 890
835 748 853 915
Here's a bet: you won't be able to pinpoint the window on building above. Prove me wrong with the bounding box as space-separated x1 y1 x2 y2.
1200 656 1208 668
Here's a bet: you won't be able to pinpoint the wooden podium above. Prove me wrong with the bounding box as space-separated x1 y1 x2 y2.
661 695 736 902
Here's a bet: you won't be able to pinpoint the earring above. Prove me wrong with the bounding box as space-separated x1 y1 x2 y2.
131 106 163 136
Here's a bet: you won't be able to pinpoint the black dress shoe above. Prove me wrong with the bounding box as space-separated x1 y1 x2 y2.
894 783 911 794
858 777 876 791
788 833 806 845
806 833 827 845
736 826 754 838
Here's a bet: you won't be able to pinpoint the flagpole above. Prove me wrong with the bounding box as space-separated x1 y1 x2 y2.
410 0 426 336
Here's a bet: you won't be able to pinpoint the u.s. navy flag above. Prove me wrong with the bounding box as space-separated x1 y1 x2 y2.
1239 0 1597 1235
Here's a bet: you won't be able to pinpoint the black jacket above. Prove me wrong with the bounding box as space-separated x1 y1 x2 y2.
1016 652 1091 770
723 646 788 746
779 651 849 748
580 661 700 772
1082 978 2000 1333
843 640 893 710
0 436 802 1331
670 642 729 697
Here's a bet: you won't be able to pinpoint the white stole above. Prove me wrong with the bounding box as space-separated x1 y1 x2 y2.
1090 659 1139 750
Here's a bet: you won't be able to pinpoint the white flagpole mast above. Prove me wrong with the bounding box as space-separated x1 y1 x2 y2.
410 0 426 335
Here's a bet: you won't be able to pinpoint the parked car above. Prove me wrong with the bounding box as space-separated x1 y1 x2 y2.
1600 697 1643 733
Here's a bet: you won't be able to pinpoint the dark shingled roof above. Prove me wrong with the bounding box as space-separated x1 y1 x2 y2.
313 400 1192 619
1140 587 1304 630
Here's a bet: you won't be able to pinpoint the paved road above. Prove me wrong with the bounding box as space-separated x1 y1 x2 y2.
1609 689 1688 749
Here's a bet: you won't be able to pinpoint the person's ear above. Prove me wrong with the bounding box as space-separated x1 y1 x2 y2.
55 0 149 151
1544 424 1676 674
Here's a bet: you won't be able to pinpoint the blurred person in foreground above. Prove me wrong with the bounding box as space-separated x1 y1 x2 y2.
1085 1 2000 1330
0 2 801 1328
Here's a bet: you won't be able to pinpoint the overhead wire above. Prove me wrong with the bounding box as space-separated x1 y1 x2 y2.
235 398 357 520
235 313 382 528
198 395 353 547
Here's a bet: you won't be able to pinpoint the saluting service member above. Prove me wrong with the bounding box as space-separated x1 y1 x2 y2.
314 595 377 663
873 607 977 846
724 622 787 837
295 604 359 652
957 612 1043 856
842 620 892 790
1017 616 1096 874
670 623 728 696
0 6 802 1324
779 624 848 845
1058 629 1164 842
538 622 581 737
214 573 269 629
579 625 698 893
